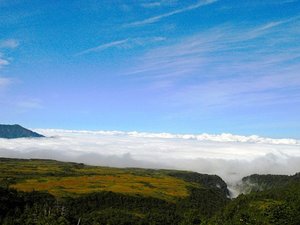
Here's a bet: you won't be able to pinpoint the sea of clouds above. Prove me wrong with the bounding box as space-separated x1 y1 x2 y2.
1 129 300 189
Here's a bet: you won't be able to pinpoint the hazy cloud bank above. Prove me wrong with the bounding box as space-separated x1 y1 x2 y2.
0 129 300 185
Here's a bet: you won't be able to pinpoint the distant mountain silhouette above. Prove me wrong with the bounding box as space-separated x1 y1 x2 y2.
0 124 44 139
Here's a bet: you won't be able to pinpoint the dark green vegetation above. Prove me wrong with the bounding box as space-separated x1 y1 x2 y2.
0 124 44 139
207 173 300 225
239 173 300 192
0 158 299 224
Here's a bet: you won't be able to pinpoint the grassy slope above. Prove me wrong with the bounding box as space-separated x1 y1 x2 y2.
0 158 230 224
0 158 227 202
0 158 189 201
5 158 300 224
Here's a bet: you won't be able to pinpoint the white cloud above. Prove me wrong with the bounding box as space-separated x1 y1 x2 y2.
0 52 10 68
0 77 11 89
141 2 164 8
1 129 300 186
126 20 300 78
126 0 217 27
75 37 166 56
0 58 9 67
248 16 300 38
0 39 19 49
0 39 19 69
17 98 42 110
141 0 178 8
124 19 300 110
75 39 129 56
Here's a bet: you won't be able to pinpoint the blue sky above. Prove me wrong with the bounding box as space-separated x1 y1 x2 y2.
0 0 300 138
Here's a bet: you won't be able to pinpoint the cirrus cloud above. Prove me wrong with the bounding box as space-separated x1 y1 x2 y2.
0 39 19 49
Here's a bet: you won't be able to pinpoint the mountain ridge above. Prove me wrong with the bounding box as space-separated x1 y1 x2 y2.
0 124 44 139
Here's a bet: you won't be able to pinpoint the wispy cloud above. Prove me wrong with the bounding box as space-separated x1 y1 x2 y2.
75 37 166 56
17 98 43 110
141 2 164 8
1 129 300 185
75 39 129 56
0 57 9 68
126 0 217 27
0 39 19 49
0 51 11 69
125 24 292 78
0 78 13 106
141 0 178 8
250 16 300 36
220 0 299 9
0 77 11 90
0 39 19 69
124 17 300 110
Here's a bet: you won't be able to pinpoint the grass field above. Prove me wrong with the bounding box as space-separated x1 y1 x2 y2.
0 158 197 201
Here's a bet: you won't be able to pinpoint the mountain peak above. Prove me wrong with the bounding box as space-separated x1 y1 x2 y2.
0 124 44 139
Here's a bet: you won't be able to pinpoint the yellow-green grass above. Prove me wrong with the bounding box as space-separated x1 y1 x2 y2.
0 159 70 177
1 158 198 201
11 174 190 201
0 159 125 178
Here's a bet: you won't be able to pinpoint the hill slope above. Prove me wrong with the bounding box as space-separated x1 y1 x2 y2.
239 173 300 192
0 158 229 225
1 158 300 224
208 173 300 225
0 124 44 139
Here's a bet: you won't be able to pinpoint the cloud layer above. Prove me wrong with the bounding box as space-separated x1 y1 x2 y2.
1 129 300 186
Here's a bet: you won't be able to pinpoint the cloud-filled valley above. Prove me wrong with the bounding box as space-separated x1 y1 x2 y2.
1 129 300 188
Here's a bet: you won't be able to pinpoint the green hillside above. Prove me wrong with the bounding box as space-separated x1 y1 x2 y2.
1 158 300 225
207 174 300 225
238 173 300 193
0 158 229 225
